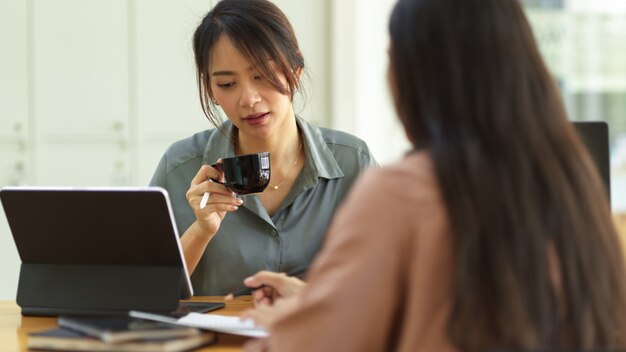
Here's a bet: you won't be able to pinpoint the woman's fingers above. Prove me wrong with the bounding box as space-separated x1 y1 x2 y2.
241 304 273 327
189 178 232 199
244 271 305 301
187 178 236 211
193 192 242 214
241 296 300 327
191 164 222 186
251 287 276 305
185 165 242 235
245 271 288 290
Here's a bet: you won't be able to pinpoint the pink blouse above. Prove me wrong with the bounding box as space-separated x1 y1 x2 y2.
247 152 458 352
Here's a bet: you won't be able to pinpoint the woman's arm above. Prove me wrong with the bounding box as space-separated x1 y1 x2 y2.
181 164 242 274
244 168 414 351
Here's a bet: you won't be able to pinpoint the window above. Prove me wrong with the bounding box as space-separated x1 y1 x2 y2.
522 0 626 211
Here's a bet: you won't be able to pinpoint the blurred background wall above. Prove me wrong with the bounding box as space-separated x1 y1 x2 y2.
0 0 624 299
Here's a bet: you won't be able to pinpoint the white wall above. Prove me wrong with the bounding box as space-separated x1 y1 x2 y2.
331 0 409 165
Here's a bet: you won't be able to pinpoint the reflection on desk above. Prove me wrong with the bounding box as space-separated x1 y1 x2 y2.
0 296 255 352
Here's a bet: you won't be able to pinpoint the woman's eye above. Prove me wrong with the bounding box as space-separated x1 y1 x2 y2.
254 75 263 80
216 82 235 88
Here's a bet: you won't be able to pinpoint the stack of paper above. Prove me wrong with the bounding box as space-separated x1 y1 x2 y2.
130 311 269 338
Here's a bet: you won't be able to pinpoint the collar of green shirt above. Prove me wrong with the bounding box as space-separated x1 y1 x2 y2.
201 115 344 181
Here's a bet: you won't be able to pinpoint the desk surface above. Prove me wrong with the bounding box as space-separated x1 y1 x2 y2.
0 296 254 352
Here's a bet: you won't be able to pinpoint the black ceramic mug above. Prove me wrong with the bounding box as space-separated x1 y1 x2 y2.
211 152 271 194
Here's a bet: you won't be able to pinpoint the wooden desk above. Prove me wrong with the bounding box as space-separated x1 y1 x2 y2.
0 296 255 352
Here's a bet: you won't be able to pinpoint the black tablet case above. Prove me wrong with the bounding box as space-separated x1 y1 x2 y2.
0 187 192 316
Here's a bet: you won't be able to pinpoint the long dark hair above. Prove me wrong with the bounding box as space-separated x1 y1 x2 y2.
193 0 305 127
388 0 626 349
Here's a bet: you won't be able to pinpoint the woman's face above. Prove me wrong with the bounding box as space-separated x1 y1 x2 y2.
209 35 295 142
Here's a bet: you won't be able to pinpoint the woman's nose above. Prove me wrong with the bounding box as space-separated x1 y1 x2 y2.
239 83 262 108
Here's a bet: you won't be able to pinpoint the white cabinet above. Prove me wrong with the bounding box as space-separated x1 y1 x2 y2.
32 0 130 185
0 0 28 299
36 144 131 186
0 0 29 136
0 147 22 300
33 0 129 139
0 0 30 186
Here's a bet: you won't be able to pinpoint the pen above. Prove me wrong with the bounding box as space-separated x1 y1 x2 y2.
230 267 309 297
199 177 217 210
199 192 210 209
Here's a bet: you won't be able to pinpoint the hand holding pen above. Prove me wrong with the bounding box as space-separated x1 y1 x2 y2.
226 268 308 305
188 164 242 236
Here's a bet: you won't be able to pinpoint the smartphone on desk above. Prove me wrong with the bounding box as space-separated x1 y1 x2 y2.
167 302 225 318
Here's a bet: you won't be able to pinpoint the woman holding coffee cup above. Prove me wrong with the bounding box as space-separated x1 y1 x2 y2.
149 0 377 295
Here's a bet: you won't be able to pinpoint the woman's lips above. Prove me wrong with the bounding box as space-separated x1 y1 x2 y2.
243 112 269 127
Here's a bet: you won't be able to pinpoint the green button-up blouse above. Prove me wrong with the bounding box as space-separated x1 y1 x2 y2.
150 116 377 295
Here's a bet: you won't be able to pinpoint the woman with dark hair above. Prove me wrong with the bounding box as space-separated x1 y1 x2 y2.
150 0 376 295
241 0 626 350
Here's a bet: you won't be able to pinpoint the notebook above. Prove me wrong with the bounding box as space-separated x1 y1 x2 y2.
27 327 216 352
57 315 200 343
0 187 202 316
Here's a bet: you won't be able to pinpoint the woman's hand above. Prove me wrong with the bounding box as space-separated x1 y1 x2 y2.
186 164 242 237
244 271 306 305
241 295 300 328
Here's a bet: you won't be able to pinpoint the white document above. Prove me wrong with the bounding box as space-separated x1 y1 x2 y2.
129 311 269 338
